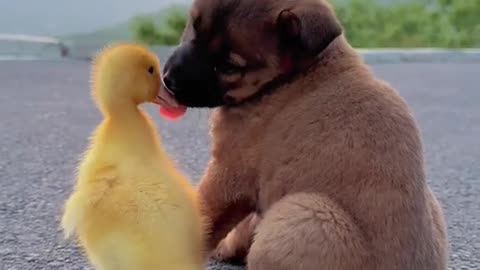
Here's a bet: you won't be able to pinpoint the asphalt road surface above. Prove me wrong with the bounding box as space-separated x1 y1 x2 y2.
0 60 479 270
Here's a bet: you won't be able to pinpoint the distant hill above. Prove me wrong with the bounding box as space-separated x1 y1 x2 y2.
58 5 187 59
57 0 425 59
0 0 190 37
60 0 408 46
62 5 188 47
61 21 133 46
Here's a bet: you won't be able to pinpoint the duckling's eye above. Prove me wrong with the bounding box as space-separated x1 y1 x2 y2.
148 66 154 74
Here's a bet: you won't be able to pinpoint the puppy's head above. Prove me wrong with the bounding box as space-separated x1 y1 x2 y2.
163 0 342 108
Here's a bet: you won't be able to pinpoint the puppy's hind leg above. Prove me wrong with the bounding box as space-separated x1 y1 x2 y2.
247 193 373 270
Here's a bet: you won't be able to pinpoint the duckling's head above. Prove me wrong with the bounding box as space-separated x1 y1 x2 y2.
91 43 173 112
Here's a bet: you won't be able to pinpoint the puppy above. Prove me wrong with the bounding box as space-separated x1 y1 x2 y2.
162 0 449 269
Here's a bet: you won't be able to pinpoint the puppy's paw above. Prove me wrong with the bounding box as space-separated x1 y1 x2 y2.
212 239 237 262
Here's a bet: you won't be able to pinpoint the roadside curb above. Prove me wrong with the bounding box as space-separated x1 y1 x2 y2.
152 47 480 64
358 48 480 64
3 47 479 64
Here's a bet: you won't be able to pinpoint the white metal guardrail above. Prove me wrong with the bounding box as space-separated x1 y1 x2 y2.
1 34 479 63
0 33 69 60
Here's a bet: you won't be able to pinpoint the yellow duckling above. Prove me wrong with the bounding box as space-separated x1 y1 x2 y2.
61 43 204 270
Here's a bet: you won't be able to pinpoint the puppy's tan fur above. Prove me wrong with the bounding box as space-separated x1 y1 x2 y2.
187 1 449 269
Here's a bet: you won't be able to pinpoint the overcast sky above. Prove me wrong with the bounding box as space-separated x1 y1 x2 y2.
0 0 190 36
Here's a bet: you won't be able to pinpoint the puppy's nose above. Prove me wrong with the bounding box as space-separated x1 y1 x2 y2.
162 73 176 94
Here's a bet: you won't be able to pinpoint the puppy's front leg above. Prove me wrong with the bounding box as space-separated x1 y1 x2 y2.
197 161 256 252
213 213 260 262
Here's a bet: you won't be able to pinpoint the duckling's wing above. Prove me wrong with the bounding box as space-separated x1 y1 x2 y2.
61 168 118 239
61 191 89 239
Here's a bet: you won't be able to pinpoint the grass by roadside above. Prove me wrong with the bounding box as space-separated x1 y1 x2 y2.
128 0 479 48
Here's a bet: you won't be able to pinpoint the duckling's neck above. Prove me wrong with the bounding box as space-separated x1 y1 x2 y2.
98 101 164 159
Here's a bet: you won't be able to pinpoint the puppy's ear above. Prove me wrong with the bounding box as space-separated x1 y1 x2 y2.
277 3 342 57
181 8 201 43
181 18 195 42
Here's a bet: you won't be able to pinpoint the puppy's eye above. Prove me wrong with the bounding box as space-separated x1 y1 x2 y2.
216 62 243 75
148 66 154 74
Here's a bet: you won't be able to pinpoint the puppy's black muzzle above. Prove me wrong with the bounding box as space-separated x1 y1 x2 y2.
163 42 225 108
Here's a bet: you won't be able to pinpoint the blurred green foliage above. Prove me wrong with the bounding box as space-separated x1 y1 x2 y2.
131 0 480 48
334 0 480 47
130 6 187 46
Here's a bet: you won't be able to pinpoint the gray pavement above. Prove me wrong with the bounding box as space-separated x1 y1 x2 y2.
0 60 479 270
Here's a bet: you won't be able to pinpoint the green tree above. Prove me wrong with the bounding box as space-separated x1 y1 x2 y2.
131 1 480 48
332 0 480 48
130 6 187 46
438 0 480 47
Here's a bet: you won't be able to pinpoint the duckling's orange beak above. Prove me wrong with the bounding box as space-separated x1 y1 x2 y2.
153 84 180 108
153 80 187 120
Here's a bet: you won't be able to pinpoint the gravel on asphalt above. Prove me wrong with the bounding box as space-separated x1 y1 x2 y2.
0 60 479 270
